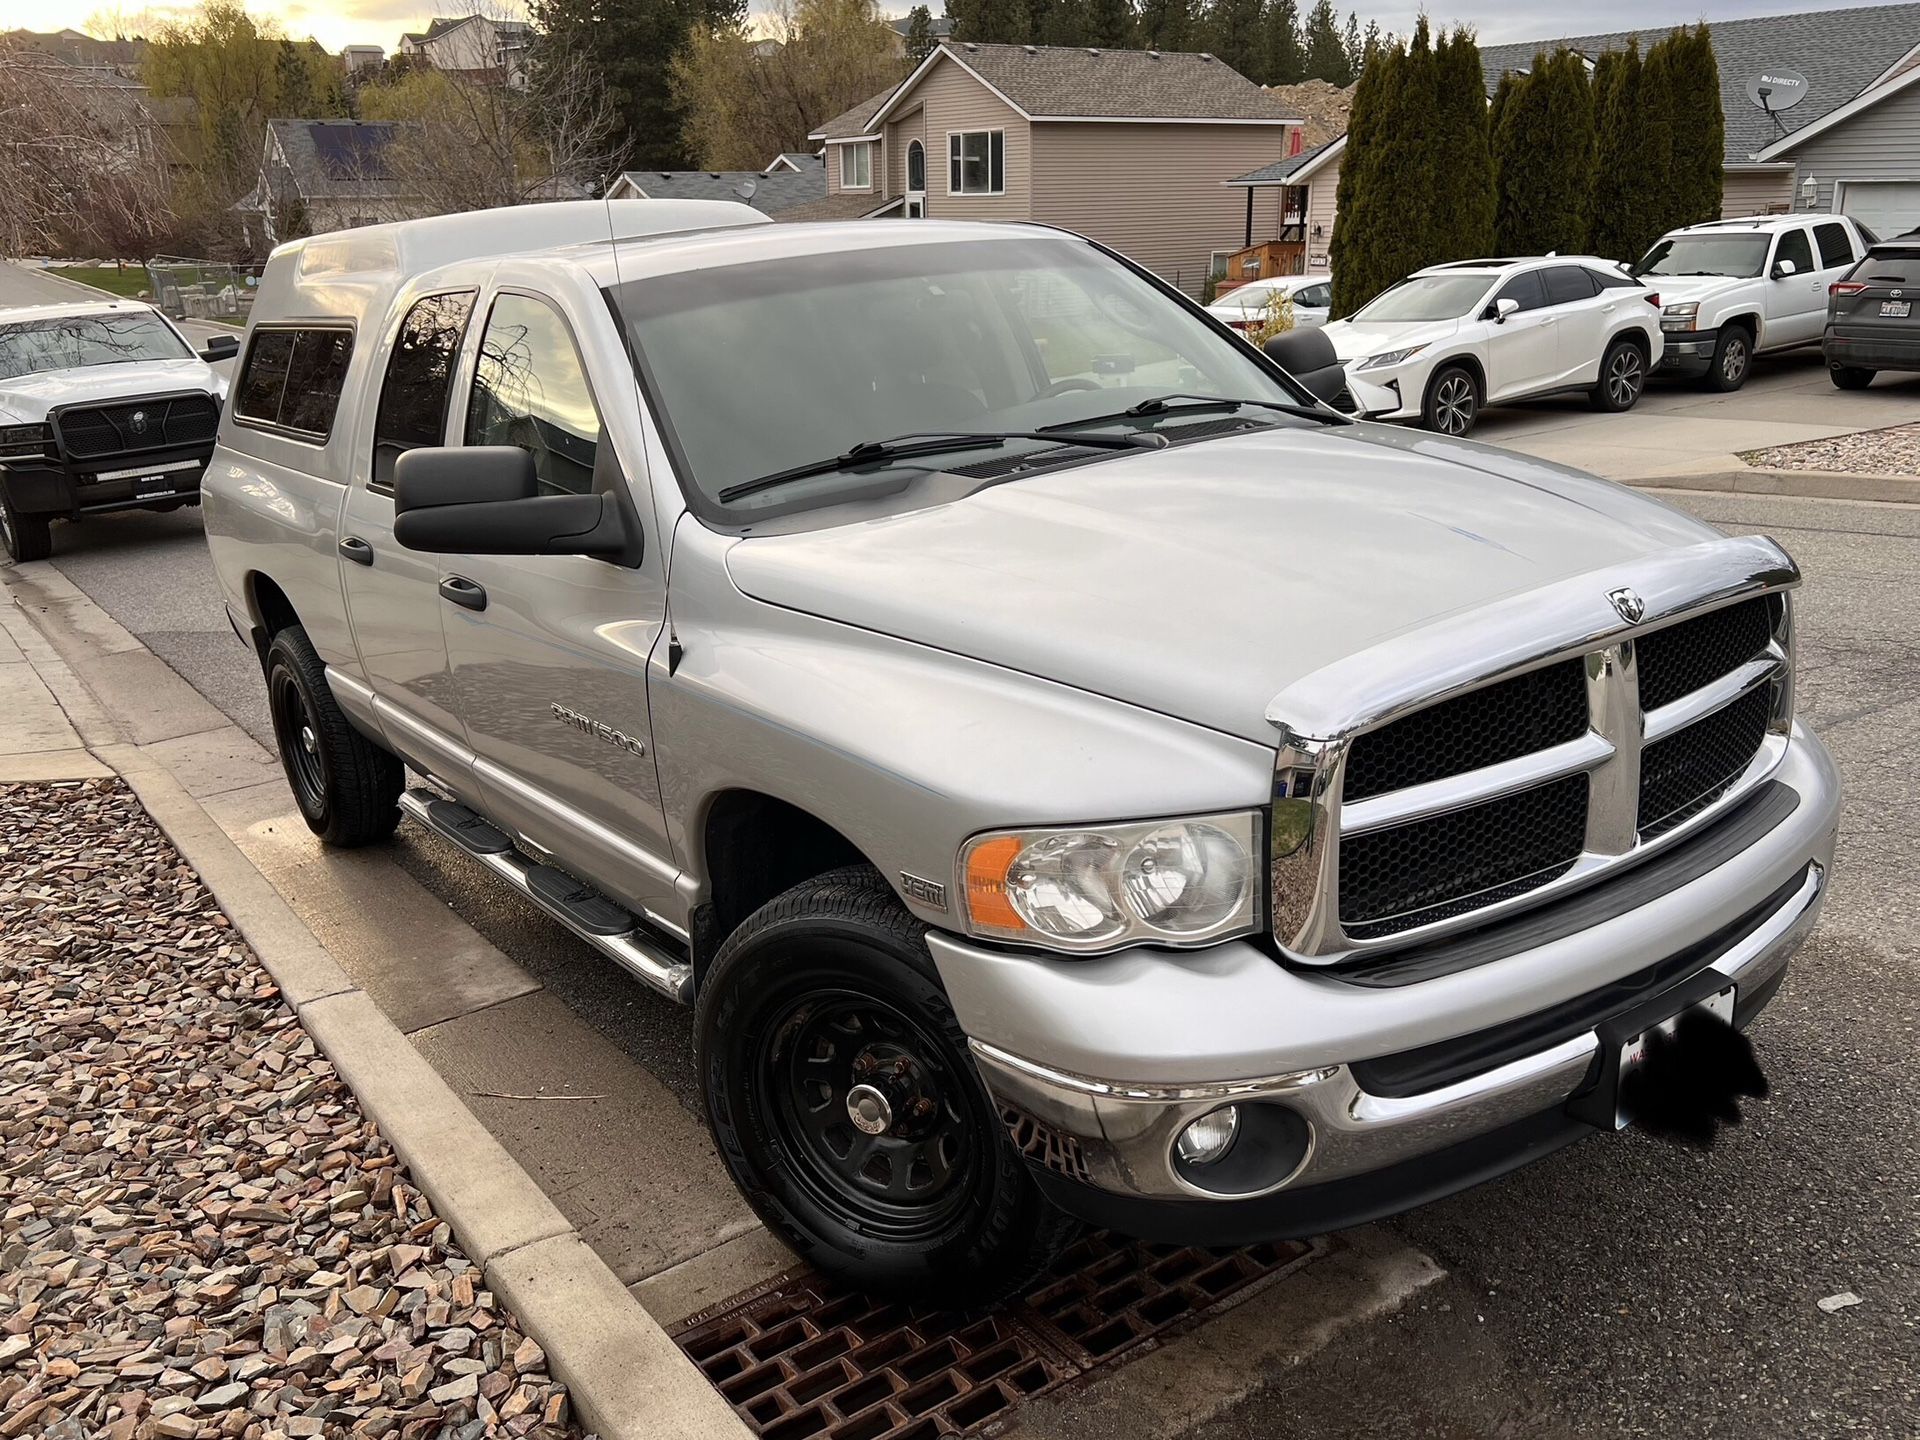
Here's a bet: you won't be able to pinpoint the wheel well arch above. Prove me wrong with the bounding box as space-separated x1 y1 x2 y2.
244 572 300 667
1723 312 1760 340
1612 325 1655 356
692 789 870 988
1427 353 1485 401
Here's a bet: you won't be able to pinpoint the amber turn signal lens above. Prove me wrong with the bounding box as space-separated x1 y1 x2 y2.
964 834 1025 933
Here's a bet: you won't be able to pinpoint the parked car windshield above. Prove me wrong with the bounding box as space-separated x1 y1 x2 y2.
1350 274 1496 322
607 235 1309 517
0 311 192 382
1634 234 1770 279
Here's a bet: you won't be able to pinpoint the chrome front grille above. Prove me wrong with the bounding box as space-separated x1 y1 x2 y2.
1267 541 1798 965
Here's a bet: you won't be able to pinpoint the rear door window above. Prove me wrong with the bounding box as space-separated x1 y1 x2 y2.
372 291 476 488
464 292 601 497
1774 228 1815 275
1814 222 1856 270
1296 283 1333 308
235 327 354 439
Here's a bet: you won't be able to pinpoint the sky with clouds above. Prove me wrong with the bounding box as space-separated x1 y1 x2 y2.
15 0 1915 62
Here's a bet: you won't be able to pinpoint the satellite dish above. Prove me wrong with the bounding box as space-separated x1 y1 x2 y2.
1747 68 1809 112
735 177 758 201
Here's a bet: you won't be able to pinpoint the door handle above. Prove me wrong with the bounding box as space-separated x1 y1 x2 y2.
439 575 487 612
338 536 374 566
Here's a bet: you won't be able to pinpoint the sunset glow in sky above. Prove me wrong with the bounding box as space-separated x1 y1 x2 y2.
9 0 1914 63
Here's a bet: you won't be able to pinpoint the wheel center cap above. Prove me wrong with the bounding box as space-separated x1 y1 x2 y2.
300 726 318 755
846 1083 893 1136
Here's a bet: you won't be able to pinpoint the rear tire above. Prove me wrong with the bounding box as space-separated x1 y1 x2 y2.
264 624 403 847
0 495 51 562
1829 365 1875 390
697 865 1077 1305
1421 364 1480 436
1704 325 1752 392
1589 337 1648 412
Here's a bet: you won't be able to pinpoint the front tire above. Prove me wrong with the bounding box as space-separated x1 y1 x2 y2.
0 494 51 562
264 624 403 846
1829 364 1875 390
1421 364 1480 436
1705 326 1752 392
697 866 1076 1305
1590 337 1647 412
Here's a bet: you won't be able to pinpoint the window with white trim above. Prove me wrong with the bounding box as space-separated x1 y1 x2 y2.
838 142 872 190
948 130 1005 195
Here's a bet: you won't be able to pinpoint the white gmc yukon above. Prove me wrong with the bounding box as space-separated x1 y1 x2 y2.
202 202 1840 1303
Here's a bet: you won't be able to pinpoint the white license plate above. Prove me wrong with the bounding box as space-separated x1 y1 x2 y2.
1614 985 1736 1129
1882 300 1912 318
132 474 174 498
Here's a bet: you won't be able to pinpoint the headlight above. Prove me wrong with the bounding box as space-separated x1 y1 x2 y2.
1357 345 1427 370
1661 302 1700 333
960 811 1259 953
0 423 49 458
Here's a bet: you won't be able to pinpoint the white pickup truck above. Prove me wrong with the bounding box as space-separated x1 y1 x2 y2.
1635 214 1876 390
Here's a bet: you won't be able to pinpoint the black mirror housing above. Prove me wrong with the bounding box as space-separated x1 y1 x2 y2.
391 446 635 562
394 446 536 511
199 334 240 362
1262 326 1349 408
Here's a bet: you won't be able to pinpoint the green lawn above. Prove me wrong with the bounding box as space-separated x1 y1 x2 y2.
57 265 152 299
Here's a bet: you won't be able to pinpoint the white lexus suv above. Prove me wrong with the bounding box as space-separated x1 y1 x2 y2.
1321 257 1665 436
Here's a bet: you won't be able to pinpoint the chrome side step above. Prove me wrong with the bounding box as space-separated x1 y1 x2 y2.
399 787 694 1005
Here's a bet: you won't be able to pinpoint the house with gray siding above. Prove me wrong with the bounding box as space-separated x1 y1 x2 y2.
1751 58 1920 235
802 42 1302 296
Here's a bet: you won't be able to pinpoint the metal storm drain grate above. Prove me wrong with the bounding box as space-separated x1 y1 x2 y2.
674 1231 1319 1438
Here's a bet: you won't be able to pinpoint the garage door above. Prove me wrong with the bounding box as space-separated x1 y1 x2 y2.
1838 180 1920 239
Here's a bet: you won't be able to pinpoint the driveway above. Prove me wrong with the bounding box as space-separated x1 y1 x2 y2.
1471 346 1920 482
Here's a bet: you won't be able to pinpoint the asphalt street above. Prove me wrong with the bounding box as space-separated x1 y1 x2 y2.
5 254 1915 1435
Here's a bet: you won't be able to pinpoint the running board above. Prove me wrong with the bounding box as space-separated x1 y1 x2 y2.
399 788 693 1005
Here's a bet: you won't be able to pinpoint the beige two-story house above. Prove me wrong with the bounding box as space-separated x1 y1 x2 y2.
798 42 1302 296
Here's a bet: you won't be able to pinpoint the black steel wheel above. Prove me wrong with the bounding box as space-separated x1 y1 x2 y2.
698 866 1078 1304
263 624 403 846
1422 364 1479 436
1590 337 1647 412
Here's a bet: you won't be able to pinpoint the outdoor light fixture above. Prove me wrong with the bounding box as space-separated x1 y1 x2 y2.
1801 173 1819 209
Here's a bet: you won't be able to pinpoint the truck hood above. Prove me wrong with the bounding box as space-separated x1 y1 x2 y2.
0 359 226 425
723 423 1721 744
1641 273 1751 307
1320 318 1461 364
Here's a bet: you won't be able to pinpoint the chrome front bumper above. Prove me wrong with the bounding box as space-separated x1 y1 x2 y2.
934 726 1838 1208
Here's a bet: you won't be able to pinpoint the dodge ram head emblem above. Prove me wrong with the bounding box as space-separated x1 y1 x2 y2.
129 409 148 436
1608 587 1646 624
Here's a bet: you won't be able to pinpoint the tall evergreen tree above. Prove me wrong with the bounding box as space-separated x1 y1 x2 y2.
1087 0 1136 48
1341 12 1362 81
1667 25 1724 226
1136 0 1191 50
905 4 937 62
1492 48 1594 253
1302 0 1349 84
1487 67 1514 143
1633 37 1678 252
1206 0 1265 78
1263 0 1304 84
1586 45 1639 261
947 0 1031 42
1329 18 1437 313
1429 27 1494 261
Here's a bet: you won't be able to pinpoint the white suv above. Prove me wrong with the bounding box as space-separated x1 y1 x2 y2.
1320 257 1664 436
1634 215 1875 391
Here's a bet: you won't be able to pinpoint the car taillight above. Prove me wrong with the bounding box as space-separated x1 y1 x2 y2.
1643 292 1661 307
1830 282 1868 296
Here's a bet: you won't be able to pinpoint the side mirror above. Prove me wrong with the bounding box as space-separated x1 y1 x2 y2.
1772 257 1799 278
1493 297 1521 323
199 334 240 362
392 446 634 560
1262 326 1348 408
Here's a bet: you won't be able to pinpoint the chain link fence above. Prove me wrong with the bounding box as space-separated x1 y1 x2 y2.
143 257 261 324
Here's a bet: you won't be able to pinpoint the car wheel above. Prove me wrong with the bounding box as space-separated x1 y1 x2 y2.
697 865 1078 1305
1829 365 1875 391
1705 326 1752 392
264 624 403 847
0 494 52 562
1422 365 1479 436
1590 338 1647 412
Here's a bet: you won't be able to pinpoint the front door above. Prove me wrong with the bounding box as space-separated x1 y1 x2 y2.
436 286 678 920
1764 225 1825 347
906 140 926 218
339 290 478 787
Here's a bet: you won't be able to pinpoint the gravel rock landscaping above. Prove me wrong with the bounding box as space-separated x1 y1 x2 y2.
0 778 589 1440
1741 421 1920 476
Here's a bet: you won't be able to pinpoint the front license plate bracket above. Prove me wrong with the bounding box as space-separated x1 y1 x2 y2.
1567 968 1739 1131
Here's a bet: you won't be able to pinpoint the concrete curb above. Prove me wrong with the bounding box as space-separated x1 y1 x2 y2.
3 575 752 1440
1633 464 1920 504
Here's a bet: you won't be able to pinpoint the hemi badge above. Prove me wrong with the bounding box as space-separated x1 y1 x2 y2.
900 873 948 910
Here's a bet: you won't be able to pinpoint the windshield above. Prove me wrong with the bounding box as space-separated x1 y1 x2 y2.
608 236 1306 517
0 311 191 382
1634 234 1770 279
1351 274 1494 323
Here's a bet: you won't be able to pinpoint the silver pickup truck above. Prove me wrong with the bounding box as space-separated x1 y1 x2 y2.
203 201 1840 1304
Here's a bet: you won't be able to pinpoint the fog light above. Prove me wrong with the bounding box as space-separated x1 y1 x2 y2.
1174 1106 1239 1166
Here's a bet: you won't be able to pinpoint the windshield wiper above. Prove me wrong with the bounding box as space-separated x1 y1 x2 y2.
1043 392 1348 432
717 428 1168 503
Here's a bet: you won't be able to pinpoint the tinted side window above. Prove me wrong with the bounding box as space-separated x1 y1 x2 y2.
1297 283 1332 308
465 293 600 497
1589 266 1639 290
236 328 353 438
373 292 476 487
1542 266 1599 305
1493 270 1547 312
1814 222 1855 269
1774 228 1814 274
